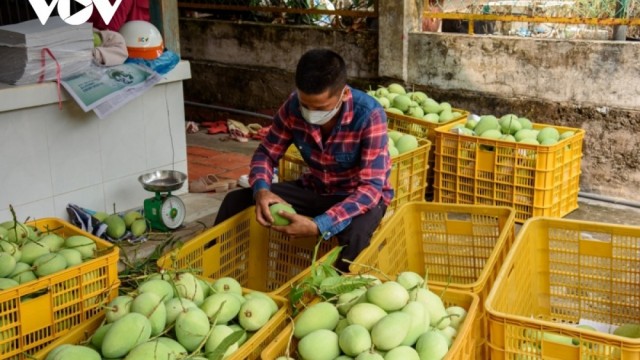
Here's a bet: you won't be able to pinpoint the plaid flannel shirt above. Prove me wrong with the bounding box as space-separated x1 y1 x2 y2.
250 86 394 238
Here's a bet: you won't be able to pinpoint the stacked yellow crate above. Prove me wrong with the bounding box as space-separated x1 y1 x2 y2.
434 121 585 222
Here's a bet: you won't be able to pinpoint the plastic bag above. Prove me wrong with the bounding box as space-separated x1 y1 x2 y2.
125 49 180 75
66 203 107 238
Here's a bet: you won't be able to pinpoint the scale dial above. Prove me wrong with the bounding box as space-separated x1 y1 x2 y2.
160 195 186 229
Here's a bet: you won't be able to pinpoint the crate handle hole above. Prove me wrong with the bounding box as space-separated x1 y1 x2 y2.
446 212 472 222
479 144 495 152
23 289 49 302
580 231 611 243
376 239 387 252
203 237 219 250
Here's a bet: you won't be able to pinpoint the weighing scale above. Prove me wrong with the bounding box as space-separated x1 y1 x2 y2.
138 170 187 232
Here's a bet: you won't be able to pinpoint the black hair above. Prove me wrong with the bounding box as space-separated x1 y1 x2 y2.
295 48 347 96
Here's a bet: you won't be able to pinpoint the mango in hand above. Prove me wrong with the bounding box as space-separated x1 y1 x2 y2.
269 203 296 226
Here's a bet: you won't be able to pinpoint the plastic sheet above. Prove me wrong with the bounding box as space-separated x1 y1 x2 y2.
125 49 180 75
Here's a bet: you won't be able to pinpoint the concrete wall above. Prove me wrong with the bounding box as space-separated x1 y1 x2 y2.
406 33 640 111
181 20 379 111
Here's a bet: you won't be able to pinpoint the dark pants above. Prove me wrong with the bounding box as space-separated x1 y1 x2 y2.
214 180 387 272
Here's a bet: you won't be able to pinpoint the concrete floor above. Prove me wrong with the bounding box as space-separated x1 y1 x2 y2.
119 127 640 271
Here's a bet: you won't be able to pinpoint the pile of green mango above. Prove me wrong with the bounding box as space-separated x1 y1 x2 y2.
0 220 98 291
366 83 464 124
278 272 469 360
44 273 281 360
451 114 575 146
93 210 147 239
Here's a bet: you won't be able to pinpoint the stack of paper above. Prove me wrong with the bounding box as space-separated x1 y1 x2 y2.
0 16 93 86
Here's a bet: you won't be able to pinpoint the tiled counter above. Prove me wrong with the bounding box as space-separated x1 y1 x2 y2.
0 61 191 220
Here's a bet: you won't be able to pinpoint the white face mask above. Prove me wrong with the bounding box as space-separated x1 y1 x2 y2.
300 89 345 125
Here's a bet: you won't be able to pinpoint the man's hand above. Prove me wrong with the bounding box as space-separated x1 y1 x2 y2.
254 189 320 237
254 189 287 226
271 211 320 237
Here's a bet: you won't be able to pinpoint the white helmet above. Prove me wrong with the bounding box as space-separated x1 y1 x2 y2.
119 20 164 60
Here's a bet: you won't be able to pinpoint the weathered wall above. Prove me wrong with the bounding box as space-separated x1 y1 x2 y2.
406 33 640 110
180 19 379 110
179 18 640 201
405 32 640 200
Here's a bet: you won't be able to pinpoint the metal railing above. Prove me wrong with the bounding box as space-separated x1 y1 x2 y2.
422 0 640 40
177 0 378 29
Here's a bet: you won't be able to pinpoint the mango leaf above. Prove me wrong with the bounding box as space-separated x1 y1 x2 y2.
320 263 339 278
311 246 342 287
289 284 307 311
289 241 348 311
322 246 343 269
319 276 374 299
310 265 327 288
206 330 246 360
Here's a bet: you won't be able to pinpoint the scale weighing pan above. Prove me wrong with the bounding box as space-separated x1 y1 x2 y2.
138 170 186 192
138 170 187 231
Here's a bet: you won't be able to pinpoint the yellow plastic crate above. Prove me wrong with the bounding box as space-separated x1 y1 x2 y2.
486 217 640 360
433 122 584 222
260 285 480 360
34 286 289 360
384 108 469 144
278 138 432 223
385 109 469 198
156 207 338 298
349 201 516 359
0 218 119 360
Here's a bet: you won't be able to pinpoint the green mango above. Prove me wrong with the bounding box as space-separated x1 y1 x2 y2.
104 214 126 239
123 211 143 228
614 323 640 338
130 219 147 237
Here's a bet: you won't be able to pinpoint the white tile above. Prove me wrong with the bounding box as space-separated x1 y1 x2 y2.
98 98 147 181
46 105 103 195
167 84 188 163
103 172 150 213
0 198 55 222
0 107 53 206
143 87 174 168
53 184 106 218
143 83 188 169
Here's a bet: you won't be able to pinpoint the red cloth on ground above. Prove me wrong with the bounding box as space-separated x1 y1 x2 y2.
89 0 150 32
206 121 228 135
